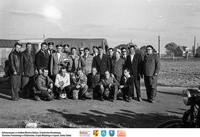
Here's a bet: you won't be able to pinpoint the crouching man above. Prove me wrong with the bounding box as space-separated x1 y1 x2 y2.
87 67 101 99
34 68 54 101
119 68 134 102
54 67 70 99
71 69 91 100
100 70 119 101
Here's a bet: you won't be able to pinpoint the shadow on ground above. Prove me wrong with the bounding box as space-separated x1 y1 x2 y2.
35 108 180 128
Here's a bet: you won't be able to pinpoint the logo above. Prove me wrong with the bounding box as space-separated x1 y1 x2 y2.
93 130 99 137
101 130 107 137
109 130 115 137
80 130 90 137
117 130 126 137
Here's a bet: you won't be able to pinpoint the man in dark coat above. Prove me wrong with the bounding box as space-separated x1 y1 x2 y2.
47 42 56 56
121 47 127 61
125 45 143 101
120 68 134 102
35 42 50 74
92 46 111 78
9 42 22 101
143 45 160 103
87 67 101 99
21 43 36 98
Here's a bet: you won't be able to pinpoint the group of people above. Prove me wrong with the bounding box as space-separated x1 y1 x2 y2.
8 41 160 103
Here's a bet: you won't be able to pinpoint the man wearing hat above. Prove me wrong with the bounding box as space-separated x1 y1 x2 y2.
92 46 111 78
125 44 143 102
121 47 127 61
47 42 56 56
50 45 66 80
143 45 160 103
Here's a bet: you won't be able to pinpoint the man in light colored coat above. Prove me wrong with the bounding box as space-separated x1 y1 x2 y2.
50 45 66 80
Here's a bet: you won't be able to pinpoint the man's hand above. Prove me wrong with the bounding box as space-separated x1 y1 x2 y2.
39 69 43 74
111 73 115 78
76 85 81 89
35 70 38 75
47 89 52 93
49 83 53 89
154 73 158 76
13 71 17 75
119 85 124 89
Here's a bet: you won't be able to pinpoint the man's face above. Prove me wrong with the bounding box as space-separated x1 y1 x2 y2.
129 47 135 54
57 46 63 53
15 44 21 52
115 52 120 59
64 46 69 52
105 71 110 79
41 44 47 51
92 68 97 75
122 49 127 56
124 70 129 77
48 44 54 50
146 47 153 55
108 49 114 57
77 70 83 76
93 47 98 53
26 44 32 52
72 49 77 55
43 70 48 77
79 48 84 55
98 48 103 55
85 49 89 55
61 69 66 75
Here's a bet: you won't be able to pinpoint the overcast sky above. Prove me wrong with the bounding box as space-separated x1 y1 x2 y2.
0 0 200 52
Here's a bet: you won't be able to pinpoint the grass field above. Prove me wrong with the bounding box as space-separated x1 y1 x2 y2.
158 60 200 87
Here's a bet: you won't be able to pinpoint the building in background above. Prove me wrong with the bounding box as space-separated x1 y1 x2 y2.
44 38 108 52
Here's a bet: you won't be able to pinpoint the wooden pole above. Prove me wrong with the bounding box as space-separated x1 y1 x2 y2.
194 36 196 56
158 35 161 57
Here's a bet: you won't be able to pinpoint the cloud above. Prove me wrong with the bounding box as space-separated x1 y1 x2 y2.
184 26 200 30
1 10 44 18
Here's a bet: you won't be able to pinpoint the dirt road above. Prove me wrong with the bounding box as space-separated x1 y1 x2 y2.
0 78 188 128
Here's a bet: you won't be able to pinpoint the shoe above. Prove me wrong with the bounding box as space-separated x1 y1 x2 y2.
12 98 19 101
125 97 132 102
109 99 114 102
100 96 104 101
148 99 154 103
34 96 41 101
137 97 142 102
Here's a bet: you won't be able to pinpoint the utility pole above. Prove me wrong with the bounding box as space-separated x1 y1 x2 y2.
158 35 161 57
194 36 196 56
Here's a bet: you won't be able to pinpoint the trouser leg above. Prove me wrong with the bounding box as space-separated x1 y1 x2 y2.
22 76 30 98
80 85 88 97
149 76 158 101
10 75 21 100
99 85 105 100
110 85 118 100
40 90 54 101
134 76 141 99
144 76 151 100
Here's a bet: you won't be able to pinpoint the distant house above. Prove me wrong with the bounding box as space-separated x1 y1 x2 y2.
0 39 18 65
44 38 108 52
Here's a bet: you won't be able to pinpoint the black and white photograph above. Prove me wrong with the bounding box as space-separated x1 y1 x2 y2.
0 0 200 130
